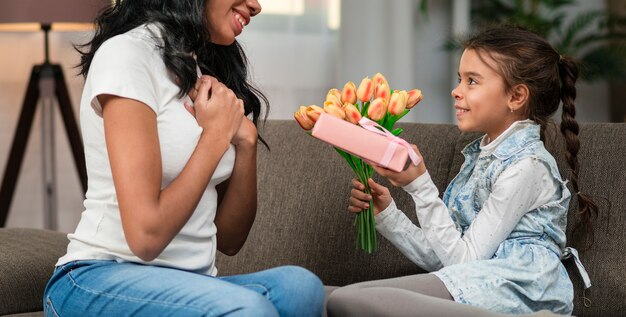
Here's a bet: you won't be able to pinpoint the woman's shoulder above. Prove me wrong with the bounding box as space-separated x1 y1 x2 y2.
95 24 163 63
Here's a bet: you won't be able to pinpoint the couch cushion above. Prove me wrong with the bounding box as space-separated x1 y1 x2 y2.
554 123 626 317
0 228 68 316
216 121 462 286
218 120 626 316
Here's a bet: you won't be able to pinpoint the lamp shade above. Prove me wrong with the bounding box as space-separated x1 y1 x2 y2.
0 0 111 24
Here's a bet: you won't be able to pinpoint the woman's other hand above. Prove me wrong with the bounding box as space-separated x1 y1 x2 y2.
348 178 392 216
372 145 427 187
232 116 257 148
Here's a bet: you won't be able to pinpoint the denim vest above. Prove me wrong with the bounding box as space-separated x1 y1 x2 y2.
444 124 570 253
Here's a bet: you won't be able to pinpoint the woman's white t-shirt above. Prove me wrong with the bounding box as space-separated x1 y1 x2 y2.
56 24 235 276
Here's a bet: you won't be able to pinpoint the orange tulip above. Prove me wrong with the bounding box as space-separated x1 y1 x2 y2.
327 88 342 103
294 106 315 130
341 81 357 105
375 83 390 103
305 105 324 122
324 101 346 119
406 89 423 109
343 103 362 124
388 90 407 115
325 94 343 108
356 77 373 102
372 73 388 89
367 97 387 121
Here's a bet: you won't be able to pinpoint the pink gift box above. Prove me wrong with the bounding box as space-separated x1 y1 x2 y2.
311 113 413 172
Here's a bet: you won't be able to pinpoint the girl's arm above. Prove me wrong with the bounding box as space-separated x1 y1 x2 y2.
349 178 443 271
398 158 557 266
375 200 444 271
213 118 258 255
101 77 244 261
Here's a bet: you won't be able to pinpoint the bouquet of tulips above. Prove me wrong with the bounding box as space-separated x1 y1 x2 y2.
294 73 423 253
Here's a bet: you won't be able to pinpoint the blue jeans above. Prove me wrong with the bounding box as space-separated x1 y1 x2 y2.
43 260 324 317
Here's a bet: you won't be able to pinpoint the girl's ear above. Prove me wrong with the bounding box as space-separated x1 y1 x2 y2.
508 84 529 112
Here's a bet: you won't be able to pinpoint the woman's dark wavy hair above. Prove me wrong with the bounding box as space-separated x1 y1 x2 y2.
76 0 269 135
463 26 598 250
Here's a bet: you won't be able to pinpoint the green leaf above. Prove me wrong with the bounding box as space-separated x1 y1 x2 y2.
391 128 404 136
558 10 605 53
362 101 370 117
334 147 357 171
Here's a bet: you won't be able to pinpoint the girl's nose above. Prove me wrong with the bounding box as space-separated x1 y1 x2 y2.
451 85 461 99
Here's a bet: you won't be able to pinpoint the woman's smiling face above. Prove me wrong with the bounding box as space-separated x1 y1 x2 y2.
205 0 261 45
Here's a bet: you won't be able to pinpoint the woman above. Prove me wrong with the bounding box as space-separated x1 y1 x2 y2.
44 1 324 316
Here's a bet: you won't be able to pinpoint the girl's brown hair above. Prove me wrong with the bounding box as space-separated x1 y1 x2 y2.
463 26 598 248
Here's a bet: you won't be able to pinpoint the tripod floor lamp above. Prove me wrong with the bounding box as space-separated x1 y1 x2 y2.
0 0 110 228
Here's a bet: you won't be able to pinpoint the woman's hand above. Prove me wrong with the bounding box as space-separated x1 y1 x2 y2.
372 144 427 187
348 178 393 216
184 75 244 142
232 116 258 148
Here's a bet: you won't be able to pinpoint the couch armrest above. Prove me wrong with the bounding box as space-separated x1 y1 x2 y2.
0 228 68 315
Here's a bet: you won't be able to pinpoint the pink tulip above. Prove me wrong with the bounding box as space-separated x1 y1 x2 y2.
294 106 315 130
343 103 362 124
375 83 390 103
305 105 324 122
406 89 423 109
388 90 407 115
356 77 373 102
324 101 346 119
341 81 357 105
367 97 387 121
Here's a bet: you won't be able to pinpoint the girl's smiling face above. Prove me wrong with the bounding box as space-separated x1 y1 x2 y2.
451 49 524 141
205 0 262 45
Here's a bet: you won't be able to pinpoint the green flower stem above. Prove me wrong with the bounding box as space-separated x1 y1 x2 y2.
332 147 378 253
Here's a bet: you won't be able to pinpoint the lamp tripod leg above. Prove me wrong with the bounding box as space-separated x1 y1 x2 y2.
40 75 58 230
53 65 87 194
0 66 42 227
0 64 87 228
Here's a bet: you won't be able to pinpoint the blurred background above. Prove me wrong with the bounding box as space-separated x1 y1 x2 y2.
1 0 625 231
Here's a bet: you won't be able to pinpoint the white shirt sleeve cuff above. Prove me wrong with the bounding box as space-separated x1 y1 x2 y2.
402 171 432 194
375 199 399 226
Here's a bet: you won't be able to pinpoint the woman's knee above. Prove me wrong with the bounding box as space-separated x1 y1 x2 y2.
230 291 279 317
271 266 324 297
271 265 325 316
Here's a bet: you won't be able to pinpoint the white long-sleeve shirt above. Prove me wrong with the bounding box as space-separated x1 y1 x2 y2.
375 121 560 270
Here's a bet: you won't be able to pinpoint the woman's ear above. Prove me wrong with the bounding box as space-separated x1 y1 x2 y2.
508 84 529 112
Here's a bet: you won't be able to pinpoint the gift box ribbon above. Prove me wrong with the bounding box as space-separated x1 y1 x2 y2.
358 117 420 168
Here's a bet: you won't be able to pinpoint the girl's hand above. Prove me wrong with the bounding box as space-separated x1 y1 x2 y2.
184 75 244 142
372 144 427 187
348 178 392 216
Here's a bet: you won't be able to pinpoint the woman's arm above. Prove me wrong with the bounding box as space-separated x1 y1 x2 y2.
101 77 244 261
214 118 258 255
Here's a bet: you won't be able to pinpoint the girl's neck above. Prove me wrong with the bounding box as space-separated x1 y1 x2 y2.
482 119 534 148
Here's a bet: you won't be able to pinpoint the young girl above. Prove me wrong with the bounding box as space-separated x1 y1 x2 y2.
329 26 597 316
43 1 324 316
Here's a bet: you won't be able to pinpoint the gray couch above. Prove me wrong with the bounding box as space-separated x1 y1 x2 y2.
1 121 624 316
